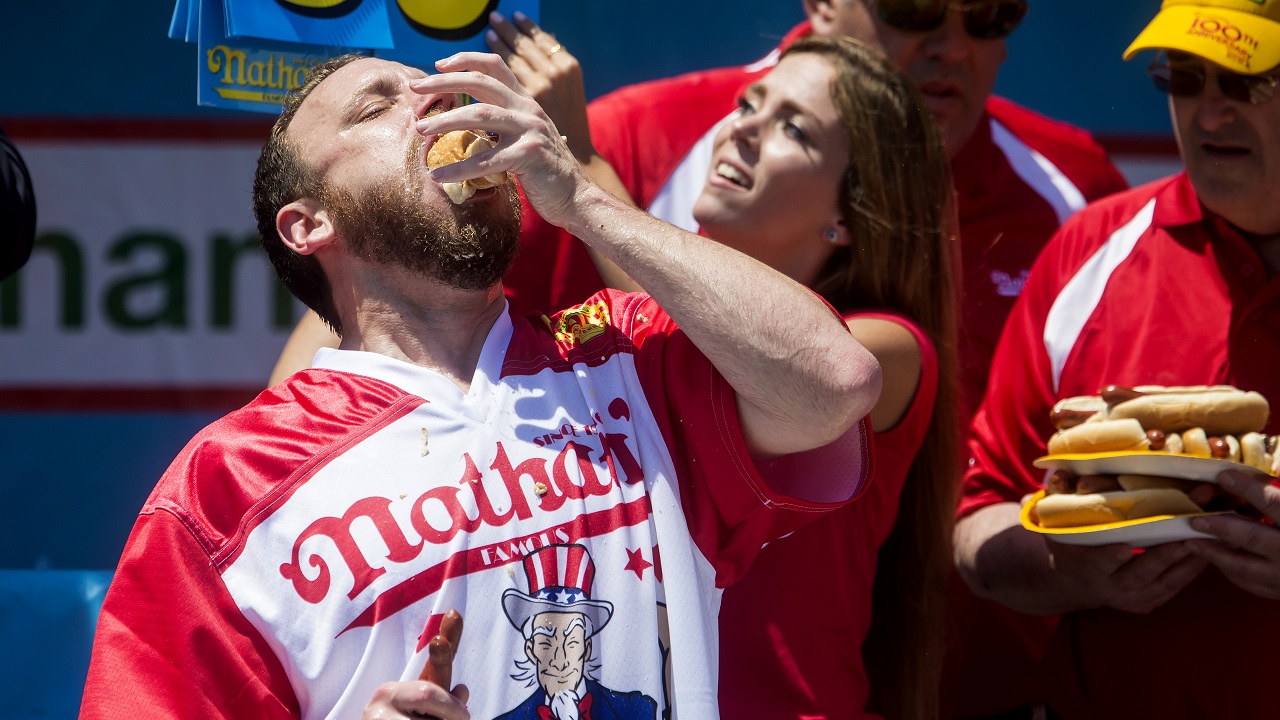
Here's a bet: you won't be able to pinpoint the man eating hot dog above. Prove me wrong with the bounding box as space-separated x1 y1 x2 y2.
953 1 1280 717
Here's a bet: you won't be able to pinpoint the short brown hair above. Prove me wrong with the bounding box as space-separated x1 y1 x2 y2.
252 53 367 336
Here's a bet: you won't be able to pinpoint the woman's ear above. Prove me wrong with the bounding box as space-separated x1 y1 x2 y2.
824 221 851 247
803 0 841 32
276 199 335 256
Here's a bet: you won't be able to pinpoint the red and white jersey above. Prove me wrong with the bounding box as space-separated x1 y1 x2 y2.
961 173 1280 718
81 293 871 720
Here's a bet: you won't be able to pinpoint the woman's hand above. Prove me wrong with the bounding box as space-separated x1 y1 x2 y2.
485 11 595 162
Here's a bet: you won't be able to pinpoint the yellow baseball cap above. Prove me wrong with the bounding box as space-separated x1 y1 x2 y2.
1124 0 1280 73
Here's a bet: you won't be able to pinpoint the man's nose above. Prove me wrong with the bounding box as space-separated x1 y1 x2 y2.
1196 74 1239 133
414 90 458 119
923 7 973 63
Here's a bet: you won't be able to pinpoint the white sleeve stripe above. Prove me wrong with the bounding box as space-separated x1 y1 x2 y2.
1043 199 1156 392
646 112 735 232
990 119 1088 226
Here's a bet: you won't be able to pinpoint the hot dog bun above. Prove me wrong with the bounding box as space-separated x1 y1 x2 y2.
1050 395 1108 430
1241 432 1280 474
1107 389 1269 436
426 130 509 204
1035 488 1204 528
1047 418 1149 455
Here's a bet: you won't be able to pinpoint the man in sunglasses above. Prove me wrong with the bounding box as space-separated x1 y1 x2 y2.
497 2 1126 718
954 1 1280 718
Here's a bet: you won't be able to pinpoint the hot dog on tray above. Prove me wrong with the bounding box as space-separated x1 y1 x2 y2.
1046 385 1275 471
1029 385 1273 530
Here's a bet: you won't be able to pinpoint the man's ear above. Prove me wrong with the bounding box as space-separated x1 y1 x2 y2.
276 198 335 256
803 0 839 30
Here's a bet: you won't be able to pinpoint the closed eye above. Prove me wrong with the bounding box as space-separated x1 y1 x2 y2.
357 103 389 122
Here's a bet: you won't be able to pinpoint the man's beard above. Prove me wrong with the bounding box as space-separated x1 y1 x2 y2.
321 135 521 291
547 687 582 720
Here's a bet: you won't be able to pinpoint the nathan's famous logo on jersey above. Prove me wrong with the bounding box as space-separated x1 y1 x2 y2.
205 45 319 106
278 397 646 621
1187 14 1261 69
546 300 611 347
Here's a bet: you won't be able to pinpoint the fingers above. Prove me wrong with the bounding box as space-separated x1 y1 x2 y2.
1217 470 1280 524
440 609 464 650
1191 511 1280 558
423 53 526 103
1188 539 1280 598
1113 553 1208 613
419 610 465 688
420 635 454 688
363 680 469 720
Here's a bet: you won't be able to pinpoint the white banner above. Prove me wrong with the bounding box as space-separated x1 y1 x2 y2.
0 139 300 398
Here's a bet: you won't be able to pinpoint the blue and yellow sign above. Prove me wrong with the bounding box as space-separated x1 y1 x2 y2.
171 0 540 112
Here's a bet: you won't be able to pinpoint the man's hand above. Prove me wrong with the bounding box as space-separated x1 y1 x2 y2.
957 503 1206 615
362 610 469 720
1047 540 1207 614
360 681 469 720
1187 470 1280 599
410 53 589 227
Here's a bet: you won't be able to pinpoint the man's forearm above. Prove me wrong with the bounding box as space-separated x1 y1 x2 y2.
559 183 881 457
955 503 1085 615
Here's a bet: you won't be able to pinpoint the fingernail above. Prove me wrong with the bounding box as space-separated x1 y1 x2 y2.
514 10 527 21
489 11 504 24
1190 517 1209 532
486 29 498 43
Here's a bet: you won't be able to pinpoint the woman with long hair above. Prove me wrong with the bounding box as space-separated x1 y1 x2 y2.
695 37 959 720
488 24 959 718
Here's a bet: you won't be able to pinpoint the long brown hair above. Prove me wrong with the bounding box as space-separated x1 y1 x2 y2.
786 36 960 720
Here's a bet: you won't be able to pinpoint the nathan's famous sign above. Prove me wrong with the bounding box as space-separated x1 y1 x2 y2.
173 0 538 114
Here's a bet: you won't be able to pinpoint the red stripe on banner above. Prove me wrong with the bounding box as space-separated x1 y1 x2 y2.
341 495 652 634
0 386 262 412
0 117 274 143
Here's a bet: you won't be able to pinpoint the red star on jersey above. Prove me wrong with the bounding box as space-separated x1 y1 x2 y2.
624 546 653 580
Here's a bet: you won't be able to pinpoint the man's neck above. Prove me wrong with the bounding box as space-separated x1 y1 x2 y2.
335 264 507 392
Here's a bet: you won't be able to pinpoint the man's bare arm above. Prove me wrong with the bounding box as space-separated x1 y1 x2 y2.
412 54 881 458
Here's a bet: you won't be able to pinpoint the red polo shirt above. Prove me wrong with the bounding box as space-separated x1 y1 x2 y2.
962 173 1280 718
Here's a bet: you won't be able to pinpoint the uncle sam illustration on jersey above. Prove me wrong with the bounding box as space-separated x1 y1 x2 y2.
84 292 871 719
496 543 659 720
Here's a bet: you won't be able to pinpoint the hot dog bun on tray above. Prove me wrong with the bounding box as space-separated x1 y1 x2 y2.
426 130 510 204
1027 384 1275 532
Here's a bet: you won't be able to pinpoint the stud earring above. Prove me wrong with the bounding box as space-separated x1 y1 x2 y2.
824 229 840 244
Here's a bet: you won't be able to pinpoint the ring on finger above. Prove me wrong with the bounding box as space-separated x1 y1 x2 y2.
547 43 564 56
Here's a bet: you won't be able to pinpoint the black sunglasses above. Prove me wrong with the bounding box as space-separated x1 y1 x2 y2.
1147 58 1280 105
875 0 1029 40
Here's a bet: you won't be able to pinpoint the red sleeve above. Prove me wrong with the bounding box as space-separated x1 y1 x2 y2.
958 228 1082 518
612 292 873 585
81 511 298 720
